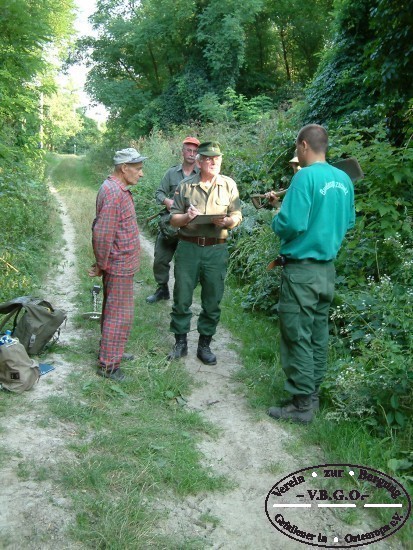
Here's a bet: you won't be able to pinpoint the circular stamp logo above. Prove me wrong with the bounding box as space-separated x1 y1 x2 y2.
265 463 411 548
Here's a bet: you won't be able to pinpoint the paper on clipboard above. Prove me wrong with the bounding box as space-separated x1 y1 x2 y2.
188 214 225 225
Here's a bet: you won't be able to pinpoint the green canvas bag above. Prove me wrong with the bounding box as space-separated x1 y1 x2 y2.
0 340 40 393
0 296 67 355
158 211 179 242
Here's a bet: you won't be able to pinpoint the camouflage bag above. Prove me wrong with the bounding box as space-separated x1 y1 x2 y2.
0 296 67 355
158 212 179 242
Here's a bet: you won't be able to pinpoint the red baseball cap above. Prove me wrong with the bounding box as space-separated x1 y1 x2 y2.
183 136 200 147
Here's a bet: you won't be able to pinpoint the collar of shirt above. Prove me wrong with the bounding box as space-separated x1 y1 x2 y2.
190 174 224 187
108 175 130 192
176 163 198 177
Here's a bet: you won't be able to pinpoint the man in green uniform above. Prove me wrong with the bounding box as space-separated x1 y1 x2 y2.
146 136 200 303
168 141 242 364
267 124 355 423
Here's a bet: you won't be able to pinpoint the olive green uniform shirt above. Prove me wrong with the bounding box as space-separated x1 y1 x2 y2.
171 173 242 238
155 164 198 205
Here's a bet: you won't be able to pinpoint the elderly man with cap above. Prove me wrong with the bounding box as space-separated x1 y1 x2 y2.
146 136 200 303
168 141 242 364
89 147 147 381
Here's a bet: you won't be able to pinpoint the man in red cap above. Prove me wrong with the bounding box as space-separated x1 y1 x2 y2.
146 136 200 303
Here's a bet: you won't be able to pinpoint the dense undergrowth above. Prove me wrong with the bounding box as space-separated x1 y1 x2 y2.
0 156 62 300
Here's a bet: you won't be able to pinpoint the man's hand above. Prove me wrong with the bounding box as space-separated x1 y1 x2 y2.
88 264 102 277
187 204 201 221
265 191 281 208
212 215 230 228
164 198 174 211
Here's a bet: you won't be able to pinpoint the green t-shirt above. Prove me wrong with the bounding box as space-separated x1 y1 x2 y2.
272 162 355 260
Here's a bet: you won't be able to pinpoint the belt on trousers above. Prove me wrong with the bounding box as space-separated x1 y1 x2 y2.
286 258 333 264
179 235 227 247
267 255 333 269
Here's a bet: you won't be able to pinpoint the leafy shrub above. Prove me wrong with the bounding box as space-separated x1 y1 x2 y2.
228 207 281 314
326 250 413 432
0 161 56 301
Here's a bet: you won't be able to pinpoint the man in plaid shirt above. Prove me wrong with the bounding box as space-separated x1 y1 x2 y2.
89 148 147 381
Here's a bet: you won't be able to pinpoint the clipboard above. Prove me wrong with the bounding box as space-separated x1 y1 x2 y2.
188 214 225 225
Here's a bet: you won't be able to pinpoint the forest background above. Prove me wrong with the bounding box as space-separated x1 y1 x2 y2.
1 0 412 486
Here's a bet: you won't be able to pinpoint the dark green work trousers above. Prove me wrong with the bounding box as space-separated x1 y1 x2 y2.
278 261 335 396
153 232 178 286
170 241 229 335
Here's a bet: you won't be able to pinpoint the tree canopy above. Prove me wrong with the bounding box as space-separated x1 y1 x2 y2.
0 0 77 164
76 0 333 134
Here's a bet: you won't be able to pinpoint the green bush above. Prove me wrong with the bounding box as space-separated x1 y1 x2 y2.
0 161 58 301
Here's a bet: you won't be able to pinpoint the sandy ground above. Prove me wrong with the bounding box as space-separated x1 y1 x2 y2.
0 190 406 549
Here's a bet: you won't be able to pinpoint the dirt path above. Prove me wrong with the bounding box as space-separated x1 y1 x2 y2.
0 190 404 549
0 187 81 549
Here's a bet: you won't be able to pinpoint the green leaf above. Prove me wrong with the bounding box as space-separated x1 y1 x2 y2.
388 458 413 472
386 410 394 424
390 394 399 409
394 411 406 427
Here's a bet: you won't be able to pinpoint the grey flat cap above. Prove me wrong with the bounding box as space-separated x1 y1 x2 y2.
113 147 148 165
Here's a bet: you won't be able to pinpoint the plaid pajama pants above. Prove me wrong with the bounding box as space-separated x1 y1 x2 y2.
99 272 135 370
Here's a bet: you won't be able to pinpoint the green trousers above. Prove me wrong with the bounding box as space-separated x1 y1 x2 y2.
170 241 228 335
278 261 335 396
153 232 178 286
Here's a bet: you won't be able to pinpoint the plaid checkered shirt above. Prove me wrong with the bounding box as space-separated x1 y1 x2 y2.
92 176 140 275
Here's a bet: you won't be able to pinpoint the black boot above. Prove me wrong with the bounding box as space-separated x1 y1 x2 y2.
197 335 217 365
311 389 320 412
268 395 314 424
168 334 188 360
146 285 170 304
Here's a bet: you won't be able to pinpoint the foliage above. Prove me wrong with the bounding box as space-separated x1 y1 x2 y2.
43 87 83 151
327 264 413 430
62 109 103 155
329 121 413 287
364 0 413 142
74 0 332 135
0 164 59 301
228 210 281 314
304 0 413 143
0 0 76 164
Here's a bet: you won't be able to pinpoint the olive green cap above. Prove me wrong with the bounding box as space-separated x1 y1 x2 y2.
198 141 222 157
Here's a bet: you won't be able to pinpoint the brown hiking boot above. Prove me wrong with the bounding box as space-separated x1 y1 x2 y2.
268 395 314 424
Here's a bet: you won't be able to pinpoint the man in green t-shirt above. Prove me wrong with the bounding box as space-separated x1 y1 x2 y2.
267 124 355 423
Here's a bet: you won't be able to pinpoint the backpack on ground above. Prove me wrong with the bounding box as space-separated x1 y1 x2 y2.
0 339 40 393
0 296 67 355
